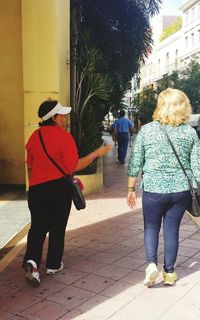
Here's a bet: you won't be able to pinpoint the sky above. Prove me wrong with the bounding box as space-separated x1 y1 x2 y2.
158 0 183 16
151 0 183 31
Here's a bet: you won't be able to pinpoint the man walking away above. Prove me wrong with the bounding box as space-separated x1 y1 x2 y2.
114 110 133 164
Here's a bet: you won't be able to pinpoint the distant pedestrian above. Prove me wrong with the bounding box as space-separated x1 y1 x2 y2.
114 110 133 164
127 88 200 287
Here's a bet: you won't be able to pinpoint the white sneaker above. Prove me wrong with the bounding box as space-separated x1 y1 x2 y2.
163 271 177 285
46 261 64 275
144 263 159 287
24 260 40 287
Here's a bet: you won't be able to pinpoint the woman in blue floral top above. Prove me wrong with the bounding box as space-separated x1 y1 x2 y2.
127 88 200 287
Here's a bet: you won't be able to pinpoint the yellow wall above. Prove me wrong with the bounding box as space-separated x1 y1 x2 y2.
0 0 24 184
56 0 71 105
0 0 70 184
22 0 71 143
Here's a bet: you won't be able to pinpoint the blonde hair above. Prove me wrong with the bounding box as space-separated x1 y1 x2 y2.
153 88 191 126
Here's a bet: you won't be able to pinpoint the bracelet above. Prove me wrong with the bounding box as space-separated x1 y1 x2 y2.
127 186 135 192
89 152 96 160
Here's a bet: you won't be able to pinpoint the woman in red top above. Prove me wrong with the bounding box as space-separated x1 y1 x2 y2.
24 100 112 286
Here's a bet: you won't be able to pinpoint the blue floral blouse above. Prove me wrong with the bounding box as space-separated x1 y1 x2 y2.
128 121 200 193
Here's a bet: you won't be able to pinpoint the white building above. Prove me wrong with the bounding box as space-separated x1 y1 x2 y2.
139 0 200 90
180 0 200 65
140 30 181 88
153 31 181 85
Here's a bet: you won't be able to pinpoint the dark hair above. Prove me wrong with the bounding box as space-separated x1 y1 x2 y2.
38 100 58 127
119 110 125 117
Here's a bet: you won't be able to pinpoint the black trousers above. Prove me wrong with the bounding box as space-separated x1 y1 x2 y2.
23 177 72 269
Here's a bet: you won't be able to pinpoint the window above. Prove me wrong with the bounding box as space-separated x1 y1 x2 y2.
191 33 194 47
185 11 189 25
192 7 195 20
158 59 160 69
185 36 188 49
175 49 178 69
166 52 169 66
198 30 200 43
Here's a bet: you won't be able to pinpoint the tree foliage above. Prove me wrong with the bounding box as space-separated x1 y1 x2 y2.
180 61 200 113
159 17 182 42
75 36 111 146
80 0 162 103
159 61 200 113
133 87 157 124
71 0 162 163
133 60 200 124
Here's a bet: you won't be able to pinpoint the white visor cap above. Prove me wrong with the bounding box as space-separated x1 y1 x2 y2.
42 103 71 121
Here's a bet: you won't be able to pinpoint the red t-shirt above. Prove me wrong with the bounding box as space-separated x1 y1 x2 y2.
26 126 79 186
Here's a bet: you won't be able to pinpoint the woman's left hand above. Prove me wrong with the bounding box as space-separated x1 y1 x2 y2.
127 191 137 209
94 145 112 158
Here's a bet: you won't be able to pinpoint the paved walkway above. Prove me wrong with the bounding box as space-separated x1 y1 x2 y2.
1 136 200 320
0 188 29 249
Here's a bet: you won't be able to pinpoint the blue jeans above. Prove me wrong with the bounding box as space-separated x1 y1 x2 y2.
117 133 129 162
142 191 191 272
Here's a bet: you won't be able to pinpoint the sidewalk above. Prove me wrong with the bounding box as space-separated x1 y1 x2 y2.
0 188 29 250
1 136 200 320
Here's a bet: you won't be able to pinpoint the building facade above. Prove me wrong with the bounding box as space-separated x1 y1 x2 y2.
139 0 200 90
180 0 200 65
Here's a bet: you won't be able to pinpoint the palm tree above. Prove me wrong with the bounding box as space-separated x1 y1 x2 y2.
70 0 162 154
75 43 111 146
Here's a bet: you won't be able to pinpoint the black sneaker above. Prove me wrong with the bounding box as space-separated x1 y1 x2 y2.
24 260 40 287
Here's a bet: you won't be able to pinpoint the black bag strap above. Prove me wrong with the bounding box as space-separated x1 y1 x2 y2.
38 130 69 178
161 125 194 192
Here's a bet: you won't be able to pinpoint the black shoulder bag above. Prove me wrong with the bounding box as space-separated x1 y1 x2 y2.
161 126 200 217
38 130 86 211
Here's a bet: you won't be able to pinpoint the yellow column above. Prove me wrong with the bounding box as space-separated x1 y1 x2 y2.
0 0 70 184
0 0 24 184
22 0 70 142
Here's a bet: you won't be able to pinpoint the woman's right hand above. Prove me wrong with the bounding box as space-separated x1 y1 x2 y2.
127 191 137 209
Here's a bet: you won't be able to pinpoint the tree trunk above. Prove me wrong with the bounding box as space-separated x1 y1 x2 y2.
70 0 81 144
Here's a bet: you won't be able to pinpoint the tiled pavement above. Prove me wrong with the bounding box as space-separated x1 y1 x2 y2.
1 136 200 319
